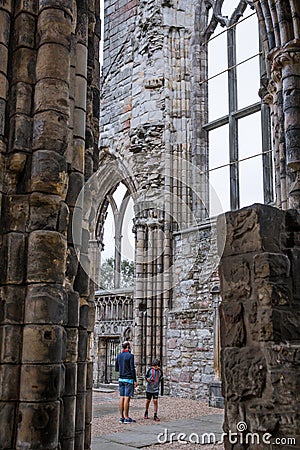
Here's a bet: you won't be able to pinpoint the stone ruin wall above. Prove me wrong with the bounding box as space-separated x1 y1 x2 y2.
0 1 100 448
166 224 219 399
219 204 300 448
100 0 217 399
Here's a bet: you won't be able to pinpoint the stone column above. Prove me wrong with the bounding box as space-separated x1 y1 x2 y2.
17 1 73 448
277 48 300 209
219 204 300 449
133 218 146 379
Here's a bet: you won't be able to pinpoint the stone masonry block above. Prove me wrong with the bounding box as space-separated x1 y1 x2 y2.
9 114 32 151
74 263 90 296
34 79 70 116
256 282 291 308
288 248 300 299
35 43 70 82
0 45 8 76
31 150 68 196
38 8 72 48
77 362 87 393
67 290 80 327
0 325 22 363
33 111 69 153
0 10 10 45
220 302 246 348
71 137 85 172
0 233 26 284
29 192 69 233
27 230 67 283
14 13 35 49
75 392 86 432
65 171 84 207
22 324 65 364
219 204 286 258
74 75 87 111
66 247 80 283
19 364 64 402
78 330 88 361
254 253 290 279
65 328 78 363
0 364 20 400
24 284 67 325
64 363 77 396
16 401 60 449
0 402 15 449
219 255 251 300
86 361 93 390
222 347 267 401
273 309 300 342
12 48 36 84
4 195 29 233
11 82 33 115
0 285 25 324
61 395 76 439
14 0 38 15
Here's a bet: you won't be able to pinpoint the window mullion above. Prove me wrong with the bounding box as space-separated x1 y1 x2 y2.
227 26 239 210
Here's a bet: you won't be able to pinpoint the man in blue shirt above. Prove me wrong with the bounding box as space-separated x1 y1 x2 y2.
115 341 137 423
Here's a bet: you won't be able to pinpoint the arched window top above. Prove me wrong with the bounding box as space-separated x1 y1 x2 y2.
96 182 135 290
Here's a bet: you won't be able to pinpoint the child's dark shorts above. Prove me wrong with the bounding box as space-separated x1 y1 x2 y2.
146 392 159 400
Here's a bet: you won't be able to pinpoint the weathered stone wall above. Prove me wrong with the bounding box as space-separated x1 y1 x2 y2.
0 1 100 448
99 0 208 385
219 204 300 448
166 224 220 399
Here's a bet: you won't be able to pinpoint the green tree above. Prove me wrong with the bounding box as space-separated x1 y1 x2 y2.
99 257 134 290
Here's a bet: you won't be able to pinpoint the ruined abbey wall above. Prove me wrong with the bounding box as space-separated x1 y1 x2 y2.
99 0 217 399
0 1 100 448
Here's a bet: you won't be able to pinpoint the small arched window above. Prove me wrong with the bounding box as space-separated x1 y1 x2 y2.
97 182 135 290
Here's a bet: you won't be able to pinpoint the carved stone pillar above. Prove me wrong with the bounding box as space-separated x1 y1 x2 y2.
272 46 300 209
219 204 300 449
133 210 166 378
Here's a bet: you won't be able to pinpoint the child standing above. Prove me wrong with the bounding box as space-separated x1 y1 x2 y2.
144 358 163 421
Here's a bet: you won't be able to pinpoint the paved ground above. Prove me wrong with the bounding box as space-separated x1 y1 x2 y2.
91 387 224 449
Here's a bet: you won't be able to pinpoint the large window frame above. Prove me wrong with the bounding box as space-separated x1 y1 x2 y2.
202 1 274 215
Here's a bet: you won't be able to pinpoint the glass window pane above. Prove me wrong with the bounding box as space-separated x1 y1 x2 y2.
237 55 260 109
102 203 115 260
113 182 127 210
221 0 237 19
236 12 259 64
121 197 135 262
208 29 227 78
209 166 230 216
208 72 228 121
238 112 262 160
209 125 229 169
239 155 264 208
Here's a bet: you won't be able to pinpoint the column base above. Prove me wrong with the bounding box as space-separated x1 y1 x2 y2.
209 380 224 409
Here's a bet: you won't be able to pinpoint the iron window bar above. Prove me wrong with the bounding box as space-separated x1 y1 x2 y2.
201 149 273 176
202 101 261 131
201 11 257 46
199 52 262 86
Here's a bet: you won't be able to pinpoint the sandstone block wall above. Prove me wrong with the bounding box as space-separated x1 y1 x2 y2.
0 1 100 448
219 204 300 449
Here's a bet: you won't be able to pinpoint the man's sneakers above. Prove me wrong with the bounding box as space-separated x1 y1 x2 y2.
144 411 148 419
119 417 124 423
154 414 160 421
124 417 136 424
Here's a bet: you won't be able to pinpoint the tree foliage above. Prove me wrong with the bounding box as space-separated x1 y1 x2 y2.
99 257 134 290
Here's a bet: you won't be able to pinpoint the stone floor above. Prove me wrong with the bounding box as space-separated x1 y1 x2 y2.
91 388 224 449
